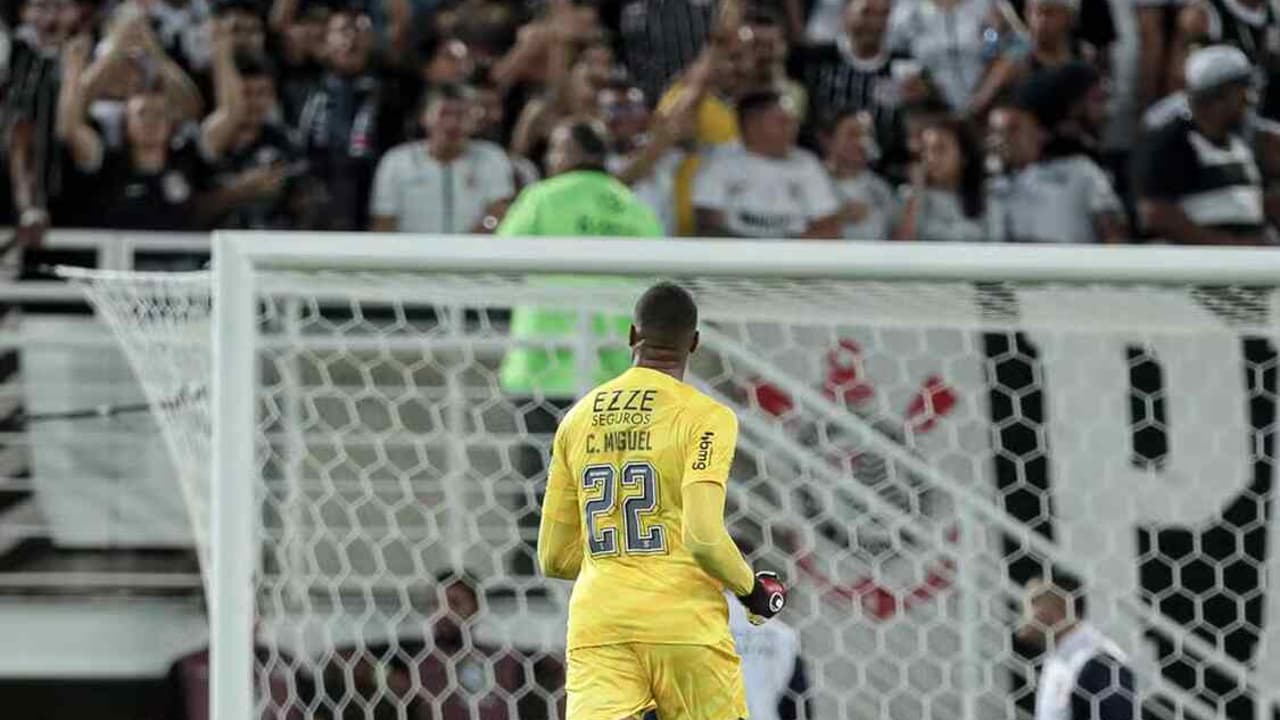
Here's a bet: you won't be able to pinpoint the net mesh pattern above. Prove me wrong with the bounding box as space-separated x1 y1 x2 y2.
67 267 1280 720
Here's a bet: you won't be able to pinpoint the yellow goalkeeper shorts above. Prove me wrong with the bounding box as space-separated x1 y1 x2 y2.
566 638 748 720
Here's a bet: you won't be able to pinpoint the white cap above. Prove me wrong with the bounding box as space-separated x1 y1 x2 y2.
1185 45 1254 94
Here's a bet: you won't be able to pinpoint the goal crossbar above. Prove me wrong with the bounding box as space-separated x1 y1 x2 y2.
221 231 1280 284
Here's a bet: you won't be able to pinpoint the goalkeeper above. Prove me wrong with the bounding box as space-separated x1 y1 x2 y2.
538 281 787 720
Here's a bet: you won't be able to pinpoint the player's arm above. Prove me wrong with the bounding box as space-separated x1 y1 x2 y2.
682 404 788 620
537 424 583 580
683 483 753 594
680 405 754 595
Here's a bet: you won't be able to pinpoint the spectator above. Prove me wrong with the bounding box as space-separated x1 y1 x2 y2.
201 42 309 229
1006 0 1116 69
490 0 602 93
468 73 506 143
657 32 746 234
510 36 614 163
57 34 210 231
213 0 266 58
1137 45 1274 244
79 7 204 148
886 0 997 114
893 117 987 241
792 0 914 180
434 0 522 65
274 2 328 124
270 0 411 70
824 110 896 240
1169 0 1278 116
738 7 807 121
1017 573 1136 720
986 86 1128 243
603 78 692 235
144 0 212 76
615 0 721 103
420 33 474 88
694 90 842 238
1023 0 1083 73
1034 61 1110 160
295 7 413 230
7 0 73 244
313 571 563 720
1 17 11 226
658 29 745 149
805 0 849 44
369 83 514 233
468 73 541 187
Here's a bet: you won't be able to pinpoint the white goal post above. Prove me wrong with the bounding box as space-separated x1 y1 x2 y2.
68 234 1280 720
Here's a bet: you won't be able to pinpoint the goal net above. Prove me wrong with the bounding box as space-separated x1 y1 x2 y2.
65 236 1280 720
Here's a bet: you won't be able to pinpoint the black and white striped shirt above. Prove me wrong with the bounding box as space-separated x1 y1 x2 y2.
5 32 61 211
617 0 717 104
792 38 914 177
1138 116 1265 238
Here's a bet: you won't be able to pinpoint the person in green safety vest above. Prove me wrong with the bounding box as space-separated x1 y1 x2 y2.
495 118 664 576
496 119 664 397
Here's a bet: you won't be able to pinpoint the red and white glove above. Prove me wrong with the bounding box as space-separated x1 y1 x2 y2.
737 570 787 625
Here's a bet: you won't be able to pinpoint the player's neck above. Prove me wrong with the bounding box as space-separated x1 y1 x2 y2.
634 356 686 381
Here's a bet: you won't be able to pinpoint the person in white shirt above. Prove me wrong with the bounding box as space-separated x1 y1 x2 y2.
986 93 1127 244
694 90 842 239
824 109 896 240
370 83 514 234
1017 573 1136 720
887 0 995 113
894 117 988 242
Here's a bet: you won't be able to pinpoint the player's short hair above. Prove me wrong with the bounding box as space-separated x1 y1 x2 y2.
736 90 782 128
634 282 698 342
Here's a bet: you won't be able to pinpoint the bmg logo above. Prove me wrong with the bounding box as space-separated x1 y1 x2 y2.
692 432 715 470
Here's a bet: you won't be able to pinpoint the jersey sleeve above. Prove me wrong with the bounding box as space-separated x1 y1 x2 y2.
537 421 583 579
497 185 542 236
681 482 754 595
370 149 401 219
682 402 739 488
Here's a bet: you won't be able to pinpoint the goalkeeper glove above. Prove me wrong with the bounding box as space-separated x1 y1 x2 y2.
737 570 787 625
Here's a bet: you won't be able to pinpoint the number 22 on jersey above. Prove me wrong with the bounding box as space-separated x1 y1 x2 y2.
581 461 666 557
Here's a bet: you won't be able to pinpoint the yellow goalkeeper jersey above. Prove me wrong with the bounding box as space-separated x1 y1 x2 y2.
541 366 742 650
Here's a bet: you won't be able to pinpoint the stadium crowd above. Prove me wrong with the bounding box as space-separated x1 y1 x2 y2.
3 0 1280 246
